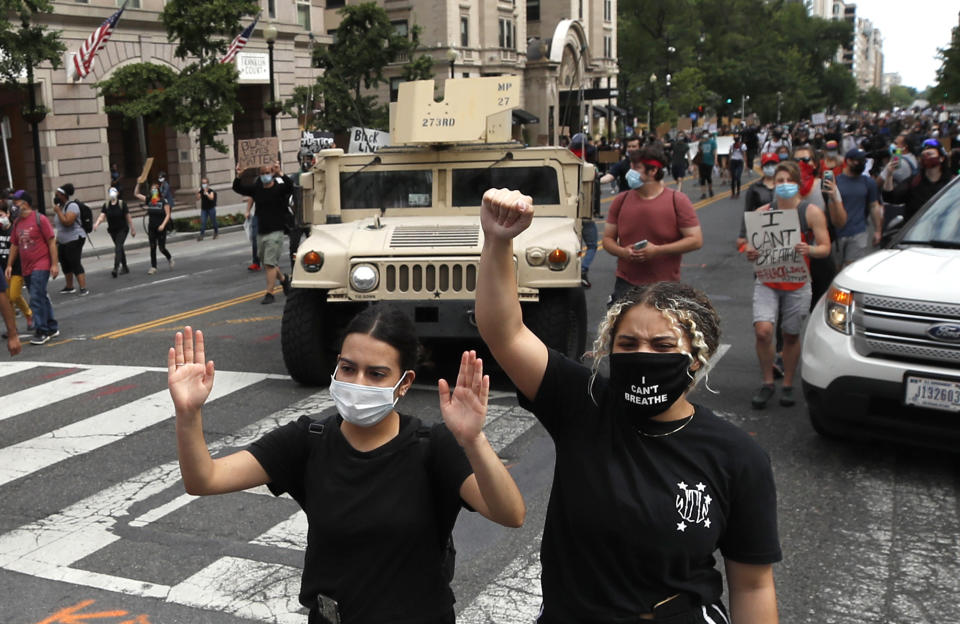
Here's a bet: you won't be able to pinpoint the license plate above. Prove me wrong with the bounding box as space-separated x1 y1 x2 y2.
904 376 960 413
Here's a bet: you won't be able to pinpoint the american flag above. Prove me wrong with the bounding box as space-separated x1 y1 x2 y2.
220 14 260 64
69 0 128 81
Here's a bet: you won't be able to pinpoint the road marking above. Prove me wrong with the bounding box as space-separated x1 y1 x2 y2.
94 291 266 340
0 365 145 421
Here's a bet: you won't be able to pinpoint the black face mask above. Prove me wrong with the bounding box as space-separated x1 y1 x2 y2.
848 162 866 175
53 196 63 206
607 352 694 420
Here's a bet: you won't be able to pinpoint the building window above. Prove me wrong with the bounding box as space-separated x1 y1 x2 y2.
390 77 403 102
392 20 408 38
460 16 469 47
527 0 539 21
499 17 514 49
603 35 612 58
603 0 611 21
267 0 276 19
579 0 583 19
118 0 140 7
297 0 311 30
327 0 345 8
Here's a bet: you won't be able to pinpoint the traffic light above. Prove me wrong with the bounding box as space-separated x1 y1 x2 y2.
725 98 733 104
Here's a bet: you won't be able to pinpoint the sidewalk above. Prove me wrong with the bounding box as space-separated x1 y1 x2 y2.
81 201 249 259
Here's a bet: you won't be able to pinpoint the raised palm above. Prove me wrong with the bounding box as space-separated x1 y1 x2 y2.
438 350 490 445
167 326 215 414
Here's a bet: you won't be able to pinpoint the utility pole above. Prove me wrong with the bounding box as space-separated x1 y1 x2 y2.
776 91 782 124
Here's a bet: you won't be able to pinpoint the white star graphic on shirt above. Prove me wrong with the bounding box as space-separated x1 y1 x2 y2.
677 522 687 532
696 482 706 492
704 519 712 528
678 481 688 490
705 495 712 505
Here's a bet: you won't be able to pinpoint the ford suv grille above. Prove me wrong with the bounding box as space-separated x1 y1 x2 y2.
854 294 960 365
390 225 480 248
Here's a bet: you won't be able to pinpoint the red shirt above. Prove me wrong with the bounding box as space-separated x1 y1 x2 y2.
606 188 700 284
12 211 55 276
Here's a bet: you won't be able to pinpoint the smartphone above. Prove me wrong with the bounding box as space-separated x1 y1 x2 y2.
823 170 833 183
633 240 648 250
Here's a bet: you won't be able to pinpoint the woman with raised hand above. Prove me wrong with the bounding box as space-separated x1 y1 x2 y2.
167 306 523 624
476 188 781 624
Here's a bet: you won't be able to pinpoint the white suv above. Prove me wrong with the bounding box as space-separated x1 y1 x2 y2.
801 176 960 449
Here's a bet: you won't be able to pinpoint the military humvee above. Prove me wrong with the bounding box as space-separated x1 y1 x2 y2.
282 76 593 385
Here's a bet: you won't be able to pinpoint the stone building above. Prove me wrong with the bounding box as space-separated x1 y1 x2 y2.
0 0 321 210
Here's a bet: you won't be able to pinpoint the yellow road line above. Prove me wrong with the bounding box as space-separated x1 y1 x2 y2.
94 291 266 340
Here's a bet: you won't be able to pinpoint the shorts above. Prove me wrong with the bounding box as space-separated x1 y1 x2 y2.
672 164 687 180
256 230 285 268
753 281 811 335
698 163 713 184
834 231 868 266
58 237 85 275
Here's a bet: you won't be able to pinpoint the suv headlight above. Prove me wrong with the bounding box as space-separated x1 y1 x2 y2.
300 250 324 273
825 286 853 334
350 264 379 292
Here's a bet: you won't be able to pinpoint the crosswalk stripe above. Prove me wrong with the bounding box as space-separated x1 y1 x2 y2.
0 361 44 378
0 365 146 421
0 368 272 487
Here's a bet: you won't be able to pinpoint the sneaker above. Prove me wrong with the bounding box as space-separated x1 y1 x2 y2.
248 263 261 272
120 266 130 275
213 232 218 240
261 292 275 305
30 333 50 345
59 286 76 294
700 193 706 200
780 386 796 407
709 190 714 197
78 288 89 296
111 269 118 278
580 273 592 289
280 274 292 296
168 258 175 269
197 234 204 241
47 330 60 338
26 316 34 331
147 267 157 275
751 384 776 409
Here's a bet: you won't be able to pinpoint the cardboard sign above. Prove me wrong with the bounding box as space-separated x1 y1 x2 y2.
598 150 621 164
744 209 809 283
656 121 672 137
678 117 693 131
237 137 279 171
811 112 827 125
347 127 391 153
136 157 154 184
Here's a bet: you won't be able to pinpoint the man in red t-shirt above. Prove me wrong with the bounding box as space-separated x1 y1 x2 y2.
4 191 59 345
601 145 702 303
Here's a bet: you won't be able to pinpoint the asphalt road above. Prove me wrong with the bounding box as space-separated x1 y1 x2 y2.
3 177 960 624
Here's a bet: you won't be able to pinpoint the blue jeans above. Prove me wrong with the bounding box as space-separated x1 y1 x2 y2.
581 219 598 273
200 207 218 236
25 270 57 335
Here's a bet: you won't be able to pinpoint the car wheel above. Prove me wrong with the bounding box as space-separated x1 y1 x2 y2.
281 288 341 386
523 288 587 360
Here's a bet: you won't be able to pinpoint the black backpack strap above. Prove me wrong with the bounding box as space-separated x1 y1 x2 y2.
413 424 457 584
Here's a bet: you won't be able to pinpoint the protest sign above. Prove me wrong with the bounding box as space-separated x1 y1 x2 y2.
348 127 390 153
136 157 154 184
811 112 827 125
237 137 279 171
744 209 808 283
300 131 335 154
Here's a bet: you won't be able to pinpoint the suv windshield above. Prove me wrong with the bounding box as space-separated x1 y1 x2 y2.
340 170 433 209
900 179 960 247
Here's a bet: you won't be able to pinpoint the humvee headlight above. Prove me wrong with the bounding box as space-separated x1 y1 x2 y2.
301 250 324 273
526 247 547 266
825 286 853 335
350 264 379 292
547 248 570 271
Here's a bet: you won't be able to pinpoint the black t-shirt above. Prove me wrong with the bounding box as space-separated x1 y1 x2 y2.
101 200 129 233
247 413 473 623
233 175 293 235
200 188 217 211
518 350 781 622
145 198 169 224
608 158 631 191
738 182 775 239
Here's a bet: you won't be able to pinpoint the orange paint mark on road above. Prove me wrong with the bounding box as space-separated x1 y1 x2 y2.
257 332 280 342
118 616 153 624
33 599 126 624
42 367 78 380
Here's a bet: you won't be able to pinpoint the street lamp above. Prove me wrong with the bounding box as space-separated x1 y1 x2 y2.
665 45 676 98
264 22 279 139
647 73 657 133
447 48 458 79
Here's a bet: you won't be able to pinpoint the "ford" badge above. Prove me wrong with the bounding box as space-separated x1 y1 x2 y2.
927 323 960 342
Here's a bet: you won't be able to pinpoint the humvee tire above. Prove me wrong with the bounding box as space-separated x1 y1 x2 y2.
281 288 339 386
523 288 587 360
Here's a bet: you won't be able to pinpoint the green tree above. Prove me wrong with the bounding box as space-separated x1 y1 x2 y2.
887 84 917 109
858 86 892 112
821 62 857 112
308 2 433 133
0 0 65 212
934 23 960 103
97 0 259 180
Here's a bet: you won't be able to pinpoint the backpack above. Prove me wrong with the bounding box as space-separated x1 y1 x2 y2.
73 200 94 234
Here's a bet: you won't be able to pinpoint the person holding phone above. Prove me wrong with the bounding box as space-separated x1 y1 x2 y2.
601 145 702 305
168 306 524 624
477 188 781 623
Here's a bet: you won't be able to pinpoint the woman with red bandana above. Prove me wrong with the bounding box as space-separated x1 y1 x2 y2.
882 138 955 221
793 145 844 309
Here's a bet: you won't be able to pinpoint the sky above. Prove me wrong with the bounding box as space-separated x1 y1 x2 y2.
852 0 957 91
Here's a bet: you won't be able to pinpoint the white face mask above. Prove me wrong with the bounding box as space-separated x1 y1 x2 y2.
328 366 409 427
0 216 9 228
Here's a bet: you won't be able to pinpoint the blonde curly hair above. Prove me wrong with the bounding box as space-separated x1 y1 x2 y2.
587 282 721 403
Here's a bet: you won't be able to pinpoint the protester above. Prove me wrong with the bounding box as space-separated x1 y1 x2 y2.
599 135 641 192
196 177 218 241
51 183 88 296
745 161 831 409
736 152 779 250
601 146 703 304
695 131 717 199
728 134 747 198
833 148 883 267
167 308 525 624
234 160 293 304
668 131 690 192
882 138 955 221
793 145 844 309
477 188 781 623
821 139 843 179
0 269 21 354
569 133 600 288
4 191 59 345
158 171 175 209
135 180 174 275
0 202 33 334
93 187 135 278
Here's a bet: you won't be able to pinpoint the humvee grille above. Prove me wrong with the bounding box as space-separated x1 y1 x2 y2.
384 262 478 294
390 225 480 248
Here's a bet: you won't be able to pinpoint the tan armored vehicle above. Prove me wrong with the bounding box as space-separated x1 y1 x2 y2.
283 76 593 385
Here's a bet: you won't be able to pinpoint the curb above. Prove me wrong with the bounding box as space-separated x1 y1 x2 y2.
81 224 247 259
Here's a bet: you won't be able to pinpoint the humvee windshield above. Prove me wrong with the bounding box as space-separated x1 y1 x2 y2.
340 170 433 209
452 167 560 206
